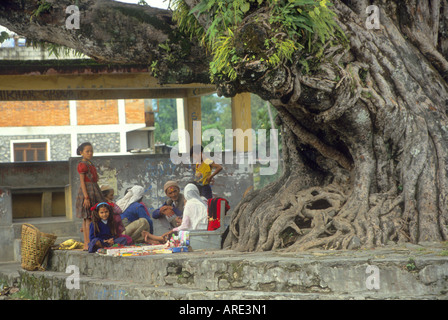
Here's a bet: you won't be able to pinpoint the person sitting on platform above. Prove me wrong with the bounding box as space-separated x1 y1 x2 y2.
162 183 208 238
116 185 154 243
152 181 184 229
88 202 128 253
100 185 132 245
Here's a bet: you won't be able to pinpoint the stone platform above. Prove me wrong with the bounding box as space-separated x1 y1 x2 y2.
1 242 448 300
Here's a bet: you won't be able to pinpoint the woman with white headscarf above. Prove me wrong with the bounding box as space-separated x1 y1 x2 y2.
116 185 156 243
171 183 208 233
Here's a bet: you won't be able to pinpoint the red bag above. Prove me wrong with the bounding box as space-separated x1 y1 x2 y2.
207 198 230 231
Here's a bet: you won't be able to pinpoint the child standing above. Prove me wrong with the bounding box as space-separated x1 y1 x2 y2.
88 202 128 253
190 145 223 200
75 142 107 250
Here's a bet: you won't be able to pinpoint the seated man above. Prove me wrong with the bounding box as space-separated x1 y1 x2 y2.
116 185 154 243
152 181 185 232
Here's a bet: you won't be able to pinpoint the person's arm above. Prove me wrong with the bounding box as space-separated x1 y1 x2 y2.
104 238 114 246
173 214 191 232
152 207 161 219
89 223 95 241
206 162 223 184
151 201 169 219
79 173 91 209
137 204 154 233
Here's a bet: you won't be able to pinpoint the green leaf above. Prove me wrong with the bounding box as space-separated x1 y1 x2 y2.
0 31 9 44
240 2 250 13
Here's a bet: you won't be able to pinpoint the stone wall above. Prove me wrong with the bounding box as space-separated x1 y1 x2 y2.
77 133 121 153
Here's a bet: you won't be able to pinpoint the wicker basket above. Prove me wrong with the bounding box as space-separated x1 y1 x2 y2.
21 223 57 271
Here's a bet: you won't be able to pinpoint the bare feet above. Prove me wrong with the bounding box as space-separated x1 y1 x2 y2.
142 230 151 244
142 231 166 244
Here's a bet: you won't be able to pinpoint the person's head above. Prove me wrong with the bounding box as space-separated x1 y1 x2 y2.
98 205 110 221
101 185 114 202
184 183 201 201
125 186 144 203
164 181 180 201
91 202 115 235
77 142 93 160
92 202 112 220
190 145 204 164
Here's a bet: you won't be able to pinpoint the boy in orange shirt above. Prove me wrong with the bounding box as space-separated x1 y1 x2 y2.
190 145 223 199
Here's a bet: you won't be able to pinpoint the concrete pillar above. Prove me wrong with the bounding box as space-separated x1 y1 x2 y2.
0 188 14 262
69 100 78 157
176 96 202 152
41 191 52 217
0 188 13 226
176 98 188 154
185 96 202 148
65 184 73 220
118 99 127 153
231 93 252 152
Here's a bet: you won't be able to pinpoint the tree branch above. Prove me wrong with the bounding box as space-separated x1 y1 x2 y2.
0 0 211 84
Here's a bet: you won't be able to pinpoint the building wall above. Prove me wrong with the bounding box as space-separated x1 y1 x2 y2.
0 100 70 127
0 33 154 162
0 161 69 188
0 161 70 219
77 100 119 125
0 99 153 162
124 99 146 124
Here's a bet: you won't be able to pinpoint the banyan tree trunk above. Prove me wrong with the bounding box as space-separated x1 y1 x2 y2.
223 0 448 251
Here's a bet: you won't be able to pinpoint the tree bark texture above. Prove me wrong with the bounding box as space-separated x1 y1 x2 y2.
224 0 448 251
1 0 447 251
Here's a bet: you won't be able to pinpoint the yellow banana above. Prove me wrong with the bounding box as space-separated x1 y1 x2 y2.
60 239 75 247
68 241 83 250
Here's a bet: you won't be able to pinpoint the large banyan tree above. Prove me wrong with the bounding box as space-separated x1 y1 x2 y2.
1 0 447 251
